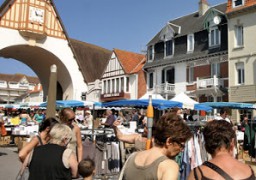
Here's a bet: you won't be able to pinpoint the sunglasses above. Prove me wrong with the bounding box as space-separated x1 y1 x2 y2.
176 142 186 149
68 117 75 121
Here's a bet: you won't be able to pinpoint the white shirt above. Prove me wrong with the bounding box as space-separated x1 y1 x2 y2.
214 115 231 123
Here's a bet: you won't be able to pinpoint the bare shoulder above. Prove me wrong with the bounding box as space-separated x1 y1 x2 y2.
158 159 179 180
72 124 80 131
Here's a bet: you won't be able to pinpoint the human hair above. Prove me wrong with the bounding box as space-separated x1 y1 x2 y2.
170 107 181 114
78 158 95 178
203 120 236 155
219 108 229 115
153 113 192 146
59 108 74 123
49 123 72 145
39 117 59 132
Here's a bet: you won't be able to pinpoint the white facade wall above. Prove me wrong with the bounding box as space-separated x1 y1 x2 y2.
228 13 256 86
174 62 187 94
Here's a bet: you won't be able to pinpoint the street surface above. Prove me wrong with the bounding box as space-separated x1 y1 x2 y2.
0 146 21 180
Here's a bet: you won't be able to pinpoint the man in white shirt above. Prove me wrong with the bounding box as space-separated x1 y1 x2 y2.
215 108 232 124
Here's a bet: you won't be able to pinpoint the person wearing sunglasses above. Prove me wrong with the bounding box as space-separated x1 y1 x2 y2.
122 113 192 180
188 120 255 180
59 108 83 162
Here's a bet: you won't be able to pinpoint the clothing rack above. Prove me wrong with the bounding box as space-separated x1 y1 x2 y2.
81 128 121 179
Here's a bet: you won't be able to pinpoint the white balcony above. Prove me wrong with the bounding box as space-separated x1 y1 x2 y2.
197 75 224 89
154 82 175 94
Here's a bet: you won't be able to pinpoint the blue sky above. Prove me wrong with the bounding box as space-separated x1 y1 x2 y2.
0 0 225 76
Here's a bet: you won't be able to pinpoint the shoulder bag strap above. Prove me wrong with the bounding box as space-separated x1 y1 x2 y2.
118 152 137 180
203 161 233 180
193 168 199 180
36 135 43 145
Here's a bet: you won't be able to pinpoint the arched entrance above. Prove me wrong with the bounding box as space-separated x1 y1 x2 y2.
0 0 87 100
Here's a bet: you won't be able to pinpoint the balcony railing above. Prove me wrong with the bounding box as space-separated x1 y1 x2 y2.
154 82 175 94
197 75 224 89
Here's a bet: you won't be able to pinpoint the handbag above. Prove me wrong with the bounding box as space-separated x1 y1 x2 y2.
16 167 29 180
16 150 33 180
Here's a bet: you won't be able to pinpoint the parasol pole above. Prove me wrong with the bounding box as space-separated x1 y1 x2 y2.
146 95 153 150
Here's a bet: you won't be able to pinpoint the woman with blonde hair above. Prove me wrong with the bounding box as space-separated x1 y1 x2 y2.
28 123 78 179
19 117 58 162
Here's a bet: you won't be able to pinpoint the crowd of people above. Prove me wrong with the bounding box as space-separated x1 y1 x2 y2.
0 106 255 179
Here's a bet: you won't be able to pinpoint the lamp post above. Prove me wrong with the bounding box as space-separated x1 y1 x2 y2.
46 64 57 118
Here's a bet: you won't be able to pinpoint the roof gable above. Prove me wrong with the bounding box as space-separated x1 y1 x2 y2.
113 48 145 74
203 7 226 30
148 24 178 45
0 0 69 39
70 39 112 83
0 73 40 83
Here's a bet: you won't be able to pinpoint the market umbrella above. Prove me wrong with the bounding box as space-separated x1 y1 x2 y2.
170 92 212 111
200 102 256 109
102 99 182 110
40 100 84 108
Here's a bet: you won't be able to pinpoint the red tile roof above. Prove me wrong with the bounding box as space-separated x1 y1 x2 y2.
113 48 145 74
0 73 40 84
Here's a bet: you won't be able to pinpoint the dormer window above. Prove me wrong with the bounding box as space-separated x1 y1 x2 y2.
147 45 154 61
165 40 173 57
209 27 220 48
233 0 244 7
187 34 194 53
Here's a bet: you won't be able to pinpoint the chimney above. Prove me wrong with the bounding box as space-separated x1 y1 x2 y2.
199 0 209 16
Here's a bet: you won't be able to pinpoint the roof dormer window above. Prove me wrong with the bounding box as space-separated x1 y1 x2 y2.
232 0 244 8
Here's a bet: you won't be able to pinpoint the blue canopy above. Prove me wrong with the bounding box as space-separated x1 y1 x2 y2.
200 102 256 109
40 100 84 108
102 99 182 110
194 104 213 112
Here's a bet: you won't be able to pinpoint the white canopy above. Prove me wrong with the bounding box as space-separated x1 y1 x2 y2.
170 92 198 109
139 92 165 100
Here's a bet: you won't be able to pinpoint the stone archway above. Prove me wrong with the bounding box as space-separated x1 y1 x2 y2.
0 44 81 100
0 0 87 101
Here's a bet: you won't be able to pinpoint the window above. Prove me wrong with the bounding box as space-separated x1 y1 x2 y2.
154 42 164 60
165 40 173 56
148 45 153 61
112 79 115 93
209 27 220 47
121 77 124 92
107 80 110 93
126 77 129 92
166 68 175 84
187 34 194 52
236 62 244 84
235 25 243 47
188 67 194 82
161 68 175 84
116 79 119 93
104 80 107 94
207 96 214 102
211 63 220 77
233 0 244 7
149 72 154 89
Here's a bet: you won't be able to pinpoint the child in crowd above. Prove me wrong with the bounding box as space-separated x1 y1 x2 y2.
78 158 95 180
